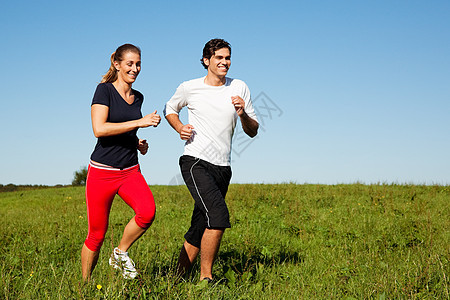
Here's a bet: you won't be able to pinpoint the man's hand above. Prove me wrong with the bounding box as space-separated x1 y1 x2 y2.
231 96 245 116
138 139 149 155
179 124 195 140
232 96 259 138
165 114 194 141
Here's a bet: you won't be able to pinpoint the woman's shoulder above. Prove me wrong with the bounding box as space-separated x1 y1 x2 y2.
92 82 113 105
93 82 114 95
96 82 112 90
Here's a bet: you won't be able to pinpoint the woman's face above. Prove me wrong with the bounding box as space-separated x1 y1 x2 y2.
115 51 141 84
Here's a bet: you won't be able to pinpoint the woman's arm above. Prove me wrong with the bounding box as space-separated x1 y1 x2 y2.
91 104 160 138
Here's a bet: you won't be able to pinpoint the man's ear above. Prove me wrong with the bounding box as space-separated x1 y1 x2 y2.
203 57 210 67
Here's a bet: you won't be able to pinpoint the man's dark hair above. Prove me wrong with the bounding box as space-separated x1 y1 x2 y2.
200 38 231 69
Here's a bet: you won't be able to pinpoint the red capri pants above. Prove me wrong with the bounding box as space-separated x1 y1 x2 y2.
84 164 155 252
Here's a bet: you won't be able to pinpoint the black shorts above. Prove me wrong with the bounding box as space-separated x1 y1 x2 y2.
179 155 232 248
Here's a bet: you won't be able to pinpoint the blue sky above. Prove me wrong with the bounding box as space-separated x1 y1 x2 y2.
1 0 449 185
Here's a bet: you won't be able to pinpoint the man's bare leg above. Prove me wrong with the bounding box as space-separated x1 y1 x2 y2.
176 240 200 278
199 228 224 280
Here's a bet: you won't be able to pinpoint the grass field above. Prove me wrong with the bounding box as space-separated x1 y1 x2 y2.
0 184 449 299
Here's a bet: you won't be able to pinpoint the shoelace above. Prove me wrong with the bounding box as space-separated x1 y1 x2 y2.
120 255 136 271
114 251 134 268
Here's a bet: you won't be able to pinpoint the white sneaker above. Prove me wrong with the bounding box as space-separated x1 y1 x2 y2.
109 247 138 279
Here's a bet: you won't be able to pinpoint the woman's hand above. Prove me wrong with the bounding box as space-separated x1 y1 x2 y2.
137 139 149 155
139 110 161 128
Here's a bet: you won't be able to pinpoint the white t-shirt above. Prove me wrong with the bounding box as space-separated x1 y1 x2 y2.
164 76 258 166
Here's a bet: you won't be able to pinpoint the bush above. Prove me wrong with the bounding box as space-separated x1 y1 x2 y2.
0 184 18 192
72 166 88 186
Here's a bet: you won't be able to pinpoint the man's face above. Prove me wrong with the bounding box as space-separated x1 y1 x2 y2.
204 48 231 77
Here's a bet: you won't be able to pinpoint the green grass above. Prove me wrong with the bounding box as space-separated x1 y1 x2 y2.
0 184 449 299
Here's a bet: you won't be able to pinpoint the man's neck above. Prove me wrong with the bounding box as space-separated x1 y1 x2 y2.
204 73 226 86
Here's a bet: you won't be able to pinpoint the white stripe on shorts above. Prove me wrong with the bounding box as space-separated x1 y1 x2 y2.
190 158 211 227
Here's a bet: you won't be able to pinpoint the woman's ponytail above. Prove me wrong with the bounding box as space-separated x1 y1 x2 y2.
101 52 118 83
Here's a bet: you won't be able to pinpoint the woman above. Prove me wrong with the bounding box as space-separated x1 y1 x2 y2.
81 44 160 281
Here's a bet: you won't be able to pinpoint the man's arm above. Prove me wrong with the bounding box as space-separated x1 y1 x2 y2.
165 113 195 140
239 111 259 138
231 96 259 138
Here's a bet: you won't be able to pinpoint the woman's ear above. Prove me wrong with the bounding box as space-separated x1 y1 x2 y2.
113 61 120 72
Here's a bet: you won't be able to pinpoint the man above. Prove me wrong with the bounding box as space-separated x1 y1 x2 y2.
164 38 259 282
